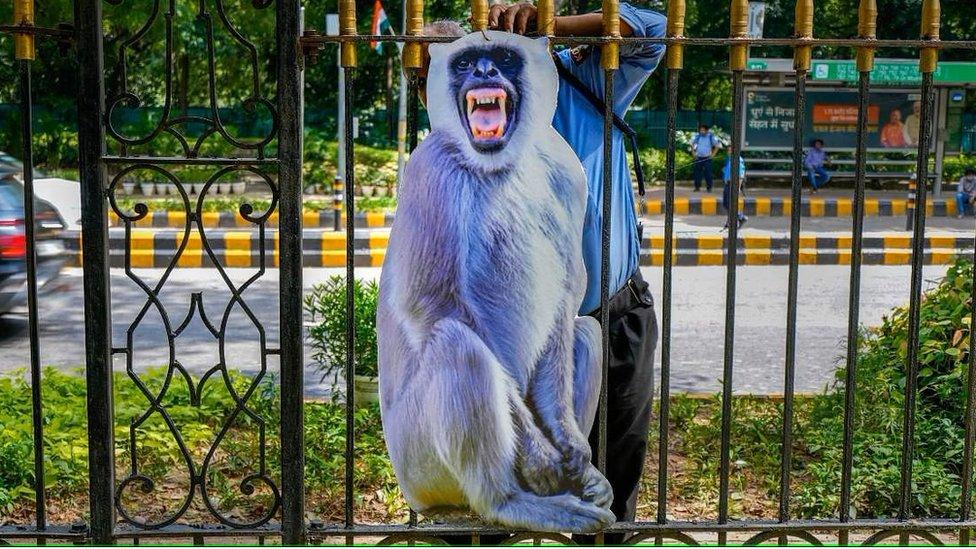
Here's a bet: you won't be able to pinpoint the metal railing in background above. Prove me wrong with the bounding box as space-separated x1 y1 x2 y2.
0 0 975 544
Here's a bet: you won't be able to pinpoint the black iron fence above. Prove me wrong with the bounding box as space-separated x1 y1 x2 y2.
2 0 976 544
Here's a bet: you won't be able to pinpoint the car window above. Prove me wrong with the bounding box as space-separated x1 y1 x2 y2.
0 180 23 211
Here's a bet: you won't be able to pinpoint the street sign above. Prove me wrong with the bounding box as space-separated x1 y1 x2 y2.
811 59 976 85
748 57 976 85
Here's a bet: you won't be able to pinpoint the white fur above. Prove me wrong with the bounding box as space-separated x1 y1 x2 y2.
378 32 613 533
426 31 556 174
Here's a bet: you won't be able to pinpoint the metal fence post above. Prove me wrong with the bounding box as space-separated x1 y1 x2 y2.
657 0 684 528
718 1 748 543
75 0 115 542
278 0 306 543
838 1 875 543
899 0 940 527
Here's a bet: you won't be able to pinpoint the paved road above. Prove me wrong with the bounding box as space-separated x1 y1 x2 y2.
0 263 950 395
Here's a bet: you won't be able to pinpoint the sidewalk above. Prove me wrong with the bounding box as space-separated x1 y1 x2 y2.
639 186 959 218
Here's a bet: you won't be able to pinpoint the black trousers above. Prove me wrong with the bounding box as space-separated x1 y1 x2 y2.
585 269 659 524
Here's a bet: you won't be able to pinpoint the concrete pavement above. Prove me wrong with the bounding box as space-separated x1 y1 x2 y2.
0 263 950 395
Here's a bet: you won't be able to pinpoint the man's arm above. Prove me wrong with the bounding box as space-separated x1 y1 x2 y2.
487 2 636 37
488 2 665 114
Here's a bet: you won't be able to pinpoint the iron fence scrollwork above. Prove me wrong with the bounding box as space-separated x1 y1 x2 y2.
3 0 976 544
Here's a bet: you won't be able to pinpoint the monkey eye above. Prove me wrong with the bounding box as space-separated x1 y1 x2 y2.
454 58 472 71
498 50 516 67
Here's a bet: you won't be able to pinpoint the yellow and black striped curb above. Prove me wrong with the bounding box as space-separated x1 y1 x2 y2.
63 229 975 268
642 197 957 217
109 210 395 229
107 197 960 229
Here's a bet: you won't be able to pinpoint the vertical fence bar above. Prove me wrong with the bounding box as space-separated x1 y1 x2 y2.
718 0 748 541
340 0 358 533
14 1 44 531
596 2 620 543
402 5 422 530
838 2 875 541
898 0 939 523
75 0 115 542
961 235 976 544
657 0 684 527
278 0 305 542
403 0 423 154
19 56 47 537
780 0 812 534
597 0 619 482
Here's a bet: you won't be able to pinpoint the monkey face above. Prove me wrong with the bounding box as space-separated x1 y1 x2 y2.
449 46 522 153
428 32 556 172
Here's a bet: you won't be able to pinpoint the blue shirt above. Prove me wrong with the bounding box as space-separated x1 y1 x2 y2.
552 4 667 315
722 155 745 181
804 148 827 169
693 132 718 158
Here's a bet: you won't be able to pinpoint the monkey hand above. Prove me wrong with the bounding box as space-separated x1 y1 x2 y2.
561 431 614 508
516 432 565 496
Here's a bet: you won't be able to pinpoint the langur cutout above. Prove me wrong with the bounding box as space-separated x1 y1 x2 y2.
377 31 614 532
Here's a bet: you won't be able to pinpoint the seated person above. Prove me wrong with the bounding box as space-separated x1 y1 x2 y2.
956 168 976 218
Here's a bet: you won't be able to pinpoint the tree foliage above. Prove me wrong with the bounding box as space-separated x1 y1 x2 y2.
0 0 973 157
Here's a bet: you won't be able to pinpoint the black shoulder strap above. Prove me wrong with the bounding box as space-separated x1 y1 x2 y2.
553 54 646 198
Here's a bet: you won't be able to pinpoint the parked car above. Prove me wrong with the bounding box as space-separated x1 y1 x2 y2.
0 175 69 316
0 152 82 230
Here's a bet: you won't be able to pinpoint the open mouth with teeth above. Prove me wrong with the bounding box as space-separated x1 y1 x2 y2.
464 87 514 150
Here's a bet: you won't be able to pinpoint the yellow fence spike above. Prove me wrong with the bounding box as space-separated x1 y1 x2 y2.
729 0 748 71
793 0 813 71
601 0 620 70
537 0 555 38
471 0 489 32
856 0 876 72
340 0 357 68
403 0 425 69
13 0 35 61
919 0 940 74
666 0 685 70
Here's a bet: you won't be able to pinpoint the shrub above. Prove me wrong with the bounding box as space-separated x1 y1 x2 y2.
305 276 380 382
792 259 975 519
944 154 976 183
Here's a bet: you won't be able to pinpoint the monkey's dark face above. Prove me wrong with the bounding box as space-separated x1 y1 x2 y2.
449 46 523 153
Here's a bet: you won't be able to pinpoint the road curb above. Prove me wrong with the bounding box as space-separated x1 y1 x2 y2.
63 229 975 268
107 197 961 229
109 210 395 229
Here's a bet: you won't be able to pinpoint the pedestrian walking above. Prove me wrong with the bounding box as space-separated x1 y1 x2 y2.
690 124 719 192
722 154 747 229
955 168 976 218
803 138 831 192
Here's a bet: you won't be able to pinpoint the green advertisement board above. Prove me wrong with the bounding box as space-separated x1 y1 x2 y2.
744 88 928 151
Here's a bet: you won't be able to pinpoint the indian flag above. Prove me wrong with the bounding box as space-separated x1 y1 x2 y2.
370 0 392 52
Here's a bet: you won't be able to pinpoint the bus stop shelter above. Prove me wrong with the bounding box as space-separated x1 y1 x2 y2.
744 57 975 195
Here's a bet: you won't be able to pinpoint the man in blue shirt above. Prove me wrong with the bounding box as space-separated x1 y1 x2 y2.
419 4 665 529
803 138 831 193
691 123 719 192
